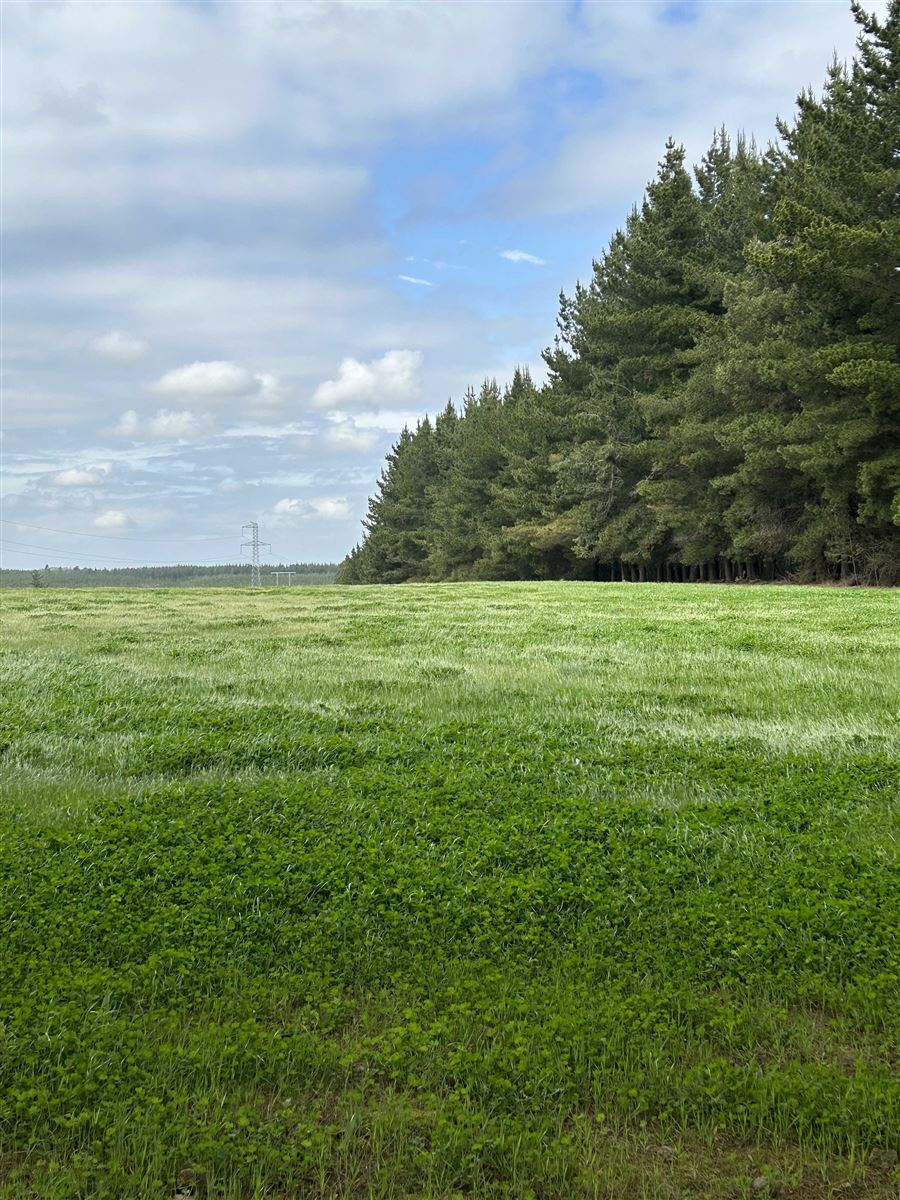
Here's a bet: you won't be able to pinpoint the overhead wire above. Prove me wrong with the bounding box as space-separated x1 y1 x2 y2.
0 539 246 567
0 518 235 543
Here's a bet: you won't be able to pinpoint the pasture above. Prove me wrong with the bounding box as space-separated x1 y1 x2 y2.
1 583 897 1199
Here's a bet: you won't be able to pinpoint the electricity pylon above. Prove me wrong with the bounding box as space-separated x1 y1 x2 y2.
241 522 270 587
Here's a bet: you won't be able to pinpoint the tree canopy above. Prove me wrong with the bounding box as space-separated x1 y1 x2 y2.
340 2 900 587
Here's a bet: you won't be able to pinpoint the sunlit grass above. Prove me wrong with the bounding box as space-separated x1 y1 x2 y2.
1 583 898 1198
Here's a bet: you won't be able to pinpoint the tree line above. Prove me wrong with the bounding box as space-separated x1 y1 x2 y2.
2 563 337 589
339 2 899 587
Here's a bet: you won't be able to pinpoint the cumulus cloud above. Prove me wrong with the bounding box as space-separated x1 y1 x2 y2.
272 496 351 520
323 417 379 453
150 360 281 407
273 497 303 515
312 350 422 411
499 249 546 265
52 461 113 486
148 409 213 440
310 496 351 519
115 408 213 441
88 331 148 362
94 509 130 529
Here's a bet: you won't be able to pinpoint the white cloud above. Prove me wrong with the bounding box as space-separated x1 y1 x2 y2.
151 360 280 405
350 409 431 433
229 2 567 145
273 497 303 515
219 420 311 440
498 2 882 219
398 275 434 287
52 461 113 486
500 249 546 265
153 360 253 398
148 409 211 439
114 408 213 441
310 496 350 520
272 495 351 521
312 349 422 411
94 509 130 528
323 417 379 452
254 372 283 407
88 331 148 362
114 410 141 438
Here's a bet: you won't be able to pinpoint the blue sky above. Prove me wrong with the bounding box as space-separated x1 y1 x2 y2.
1 0 879 569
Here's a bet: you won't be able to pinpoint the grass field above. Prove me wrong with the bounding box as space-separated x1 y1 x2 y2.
1 583 898 1200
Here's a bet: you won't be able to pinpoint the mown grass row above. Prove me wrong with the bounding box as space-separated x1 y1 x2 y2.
1 583 898 1198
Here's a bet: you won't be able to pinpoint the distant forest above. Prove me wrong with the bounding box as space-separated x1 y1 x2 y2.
1 563 337 589
340 3 899 587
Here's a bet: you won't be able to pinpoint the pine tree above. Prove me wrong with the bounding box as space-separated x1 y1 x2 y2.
551 140 713 577
348 420 437 583
639 133 776 579
428 381 507 579
745 2 899 580
485 368 578 577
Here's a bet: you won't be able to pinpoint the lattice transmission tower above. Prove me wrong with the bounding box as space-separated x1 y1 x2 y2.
241 521 270 587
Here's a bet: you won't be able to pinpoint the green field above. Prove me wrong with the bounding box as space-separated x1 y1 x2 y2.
1 583 898 1199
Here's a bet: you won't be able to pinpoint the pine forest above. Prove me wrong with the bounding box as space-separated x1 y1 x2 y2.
340 3 900 588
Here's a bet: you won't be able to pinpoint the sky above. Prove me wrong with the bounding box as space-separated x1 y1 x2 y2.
1 0 880 571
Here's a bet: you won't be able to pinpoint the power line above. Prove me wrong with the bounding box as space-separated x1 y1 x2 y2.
0 539 237 567
0 518 233 543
